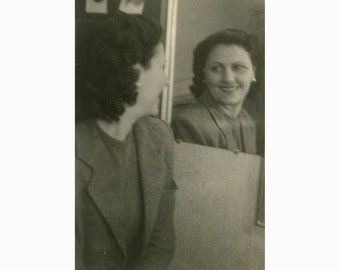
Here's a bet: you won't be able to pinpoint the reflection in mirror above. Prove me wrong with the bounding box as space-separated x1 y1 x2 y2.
166 3 265 269
170 0 264 156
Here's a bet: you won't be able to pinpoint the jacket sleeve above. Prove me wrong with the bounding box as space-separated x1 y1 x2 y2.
136 119 177 270
137 178 177 270
171 115 207 145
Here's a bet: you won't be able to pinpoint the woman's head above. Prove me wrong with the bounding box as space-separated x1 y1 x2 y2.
190 29 261 108
76 13 165 122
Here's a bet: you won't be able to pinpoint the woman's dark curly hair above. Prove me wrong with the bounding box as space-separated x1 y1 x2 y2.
76 13 162 122
190 29 263 99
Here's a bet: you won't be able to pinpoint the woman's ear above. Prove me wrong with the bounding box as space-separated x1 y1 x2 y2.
132 63 144 89
133 63 143 73
252 66 257 82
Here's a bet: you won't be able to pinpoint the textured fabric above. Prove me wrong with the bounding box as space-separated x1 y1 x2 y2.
76 116 177 270
95 123 143 263
172 92 257 154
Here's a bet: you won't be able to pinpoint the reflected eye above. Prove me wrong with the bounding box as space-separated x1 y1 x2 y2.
232 64 248 71
209 65 223 73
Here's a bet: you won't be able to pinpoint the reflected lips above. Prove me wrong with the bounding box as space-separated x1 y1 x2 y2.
220 86 238 92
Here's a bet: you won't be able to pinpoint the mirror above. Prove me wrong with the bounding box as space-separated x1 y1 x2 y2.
160 2 265 269
163 0 265 156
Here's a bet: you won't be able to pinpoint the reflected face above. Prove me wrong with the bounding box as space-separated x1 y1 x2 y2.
133 42 168 116
203 44 255 108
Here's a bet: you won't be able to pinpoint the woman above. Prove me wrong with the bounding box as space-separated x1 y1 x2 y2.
172 29 261 154
76 13 176 270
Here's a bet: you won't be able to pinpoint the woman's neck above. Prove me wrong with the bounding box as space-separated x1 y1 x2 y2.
95 108 142 141
200 90 242 118
219 103 242 118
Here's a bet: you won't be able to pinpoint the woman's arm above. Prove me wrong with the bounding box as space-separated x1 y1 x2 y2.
137 178 177 270
134 117 177 270
171 115 207 145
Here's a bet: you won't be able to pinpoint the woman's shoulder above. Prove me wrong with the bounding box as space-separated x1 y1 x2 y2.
75 120 97 158
172 102 210 123
239 108 255 125
135 116 174 141
76 119 91 132
75 120 96 142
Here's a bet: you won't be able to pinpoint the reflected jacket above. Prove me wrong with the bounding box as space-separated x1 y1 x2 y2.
172 94 257 154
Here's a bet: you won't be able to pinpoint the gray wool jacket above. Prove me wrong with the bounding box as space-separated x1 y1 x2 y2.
76 116 177 270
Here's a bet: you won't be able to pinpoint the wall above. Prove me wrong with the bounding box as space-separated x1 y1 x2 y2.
173 0 264 104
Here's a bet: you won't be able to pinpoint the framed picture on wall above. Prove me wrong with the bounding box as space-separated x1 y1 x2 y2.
76 0 164 22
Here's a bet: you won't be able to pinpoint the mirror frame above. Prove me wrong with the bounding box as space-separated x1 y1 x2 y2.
160 0 179 123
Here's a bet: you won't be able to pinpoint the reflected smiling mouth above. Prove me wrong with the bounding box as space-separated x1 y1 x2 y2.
220 86 238 92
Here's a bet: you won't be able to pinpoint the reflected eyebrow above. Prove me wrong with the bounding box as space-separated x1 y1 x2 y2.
206 62 224 66
233 61 250 65
207 61 249 66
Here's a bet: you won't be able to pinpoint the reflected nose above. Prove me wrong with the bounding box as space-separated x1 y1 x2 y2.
222 67 235 82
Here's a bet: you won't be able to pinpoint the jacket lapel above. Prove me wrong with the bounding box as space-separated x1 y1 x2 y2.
199 93 257 154
134 118 165 249
76 121 127 260
199 94 233 150
238 109 257 154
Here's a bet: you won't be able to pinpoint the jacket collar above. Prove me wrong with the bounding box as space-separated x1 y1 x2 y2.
198 92 256 154
76 120 128 259
76 118 167 258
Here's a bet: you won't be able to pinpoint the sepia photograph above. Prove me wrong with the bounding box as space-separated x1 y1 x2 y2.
76 0 264 269
2 0 340 270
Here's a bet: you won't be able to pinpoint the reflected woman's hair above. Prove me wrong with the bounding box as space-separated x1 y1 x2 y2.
76 13 162 122
190 29 261 100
